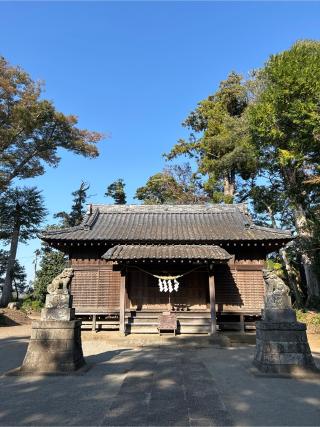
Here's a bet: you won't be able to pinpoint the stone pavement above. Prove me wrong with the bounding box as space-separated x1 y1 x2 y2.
0 326 319 426
102 349 232 426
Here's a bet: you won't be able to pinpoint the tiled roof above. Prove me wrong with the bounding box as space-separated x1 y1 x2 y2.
40 204 292 243
103 244 232 261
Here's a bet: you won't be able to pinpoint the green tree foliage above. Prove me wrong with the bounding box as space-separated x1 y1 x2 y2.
33 246 67 303
248 40 320 300
0 56 103 191
54 181 90 227
0 250 27 300
105 179 127 204
238 173 294 228
135 163 209 204
165 72 257 202
0 187 46 306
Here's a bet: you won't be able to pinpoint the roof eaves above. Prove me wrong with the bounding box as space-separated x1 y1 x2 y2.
250 225 293 237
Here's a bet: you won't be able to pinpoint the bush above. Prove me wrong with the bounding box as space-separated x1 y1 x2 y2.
296 309 320 333
21 297 43 313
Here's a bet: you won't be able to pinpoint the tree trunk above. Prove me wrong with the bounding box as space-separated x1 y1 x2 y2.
13 281 19 301
279 247 304 307
223 171 235 200
293 204 320 299
266 205 277 229
1 204 21 307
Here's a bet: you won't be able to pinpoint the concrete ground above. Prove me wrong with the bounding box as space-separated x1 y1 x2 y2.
0 325 319 426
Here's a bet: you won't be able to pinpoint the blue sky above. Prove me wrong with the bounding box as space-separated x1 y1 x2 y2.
1 1 320 281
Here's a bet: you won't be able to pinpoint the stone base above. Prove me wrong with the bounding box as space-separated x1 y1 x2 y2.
253 320 318 375
20 320 85 373
41 308 75 321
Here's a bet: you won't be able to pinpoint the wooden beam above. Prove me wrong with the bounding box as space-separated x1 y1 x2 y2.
120 271 126 335
209 273 217 335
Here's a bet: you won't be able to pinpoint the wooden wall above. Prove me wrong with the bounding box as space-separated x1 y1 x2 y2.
68 255 265 314
70 258 121 313
215 264 264 313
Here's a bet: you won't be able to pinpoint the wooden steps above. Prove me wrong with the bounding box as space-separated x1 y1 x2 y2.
125 310 212 334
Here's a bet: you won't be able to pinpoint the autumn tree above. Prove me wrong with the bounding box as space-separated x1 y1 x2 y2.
248 40 320 301
0 56 103 191
54 181 90 227
165 72 257 202
105 179 127 204
0 187 46 306
135 163 209 204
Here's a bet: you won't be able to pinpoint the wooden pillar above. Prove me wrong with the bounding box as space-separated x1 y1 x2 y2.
209 273 217 334
92 314 96 332
120 270 126 335
240 314 245 334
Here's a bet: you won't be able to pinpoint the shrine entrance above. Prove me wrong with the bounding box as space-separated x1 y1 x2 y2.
127 267 209 311
102 243 233 335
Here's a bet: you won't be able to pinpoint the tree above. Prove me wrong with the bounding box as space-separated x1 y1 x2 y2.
54 181 90 227
105 179 127 204
11 262 27 301
135 163 209 204
165 72 257 202
238 173 294 228
248 40 320 300
0 56 104 191
0 250 27 301
0 187 46 306
33 245 67 303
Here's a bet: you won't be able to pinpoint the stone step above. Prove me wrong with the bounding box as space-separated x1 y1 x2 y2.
127 324 211 334
127 318 211 326
126 311 211 319
125 317 211 325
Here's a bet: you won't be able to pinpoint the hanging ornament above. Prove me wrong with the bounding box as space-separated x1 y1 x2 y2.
163 281 168 292
153 273 184 293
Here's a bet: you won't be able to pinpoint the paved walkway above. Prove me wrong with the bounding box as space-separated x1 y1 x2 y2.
0 326 319 426
102 348 232 426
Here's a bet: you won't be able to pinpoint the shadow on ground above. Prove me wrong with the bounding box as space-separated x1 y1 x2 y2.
0 315 19 327
0 332 319 426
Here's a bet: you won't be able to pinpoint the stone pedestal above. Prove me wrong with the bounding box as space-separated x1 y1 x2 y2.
20 320 85 373
253 270 319 376
19 268 85 374
253 310 317 375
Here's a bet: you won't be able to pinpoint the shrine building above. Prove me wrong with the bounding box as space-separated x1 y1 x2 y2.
40 204 292 334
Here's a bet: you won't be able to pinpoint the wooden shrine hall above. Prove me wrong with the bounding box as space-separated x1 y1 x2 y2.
40 204 292 334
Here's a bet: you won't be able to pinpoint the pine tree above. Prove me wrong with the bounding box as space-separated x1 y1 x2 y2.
54 182 90 227
165 72 257 202
0 250 27 301
0 187 46 306
105 179 127 204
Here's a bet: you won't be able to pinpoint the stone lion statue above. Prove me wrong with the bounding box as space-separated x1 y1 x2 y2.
263 269 291 310
47 268 74 295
